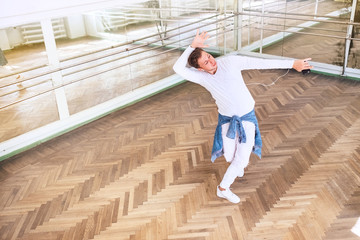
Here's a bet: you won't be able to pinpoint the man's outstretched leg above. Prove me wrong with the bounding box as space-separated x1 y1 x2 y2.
217 121 255 203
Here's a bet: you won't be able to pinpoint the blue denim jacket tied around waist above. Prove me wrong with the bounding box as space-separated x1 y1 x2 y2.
211 109 262 162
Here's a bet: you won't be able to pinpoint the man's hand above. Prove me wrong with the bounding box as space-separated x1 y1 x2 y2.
293 58 313 72
190 29 209 49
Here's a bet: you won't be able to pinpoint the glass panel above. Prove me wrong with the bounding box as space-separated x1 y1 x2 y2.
282 0 349 66
128 46 179 90
64 63 133 115
57 0 221 114
0 92 59 142
347 22 360 69
0 21 59 141
240 0 352 66
0 21 48 77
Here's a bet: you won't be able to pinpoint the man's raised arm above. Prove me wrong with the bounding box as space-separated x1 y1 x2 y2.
172 30 209 83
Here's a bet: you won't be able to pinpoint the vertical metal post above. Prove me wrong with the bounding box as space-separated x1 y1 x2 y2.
224 0 227 54
314 0 319 19
343 0 357 75
234 0 243 50
158 0 164 32
41 19 70 119
158 0 165 46
259 0 265 54
215 0 218 27
248 0 251 45
217 0 224 53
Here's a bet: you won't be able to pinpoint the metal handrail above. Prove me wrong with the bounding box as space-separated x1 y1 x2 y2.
263 22 348 34
109 6 218 14
0 18 234 107
2 10 360 107
0 26 225 109
3 9 357 82
58 17 233 76
83 15 217 23
241 8 348 19
0 14 222 83
2 23 359 100
251 26 360 41
0 14 227 90
236 11 360 26
90 11 217 21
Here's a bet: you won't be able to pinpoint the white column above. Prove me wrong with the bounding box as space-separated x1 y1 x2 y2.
84 15 100 37
64 15 86 39
0 29 11 50
41 19 70 119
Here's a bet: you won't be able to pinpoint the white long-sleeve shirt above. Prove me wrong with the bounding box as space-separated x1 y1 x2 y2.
173 46 294 117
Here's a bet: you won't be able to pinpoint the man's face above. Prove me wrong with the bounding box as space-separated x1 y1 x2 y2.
197 51 217 74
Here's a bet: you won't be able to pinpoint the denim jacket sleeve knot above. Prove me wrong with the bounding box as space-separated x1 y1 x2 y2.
211 109 262 162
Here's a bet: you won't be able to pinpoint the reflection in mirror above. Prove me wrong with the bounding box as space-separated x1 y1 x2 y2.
347 25 359 69
250 0 352 66
0 22 49 78
53 0 220 114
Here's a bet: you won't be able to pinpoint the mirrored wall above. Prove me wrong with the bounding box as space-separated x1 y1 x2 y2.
0 0 359 144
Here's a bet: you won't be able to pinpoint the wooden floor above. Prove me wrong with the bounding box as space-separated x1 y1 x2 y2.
0 68 360 239
1 1 360 238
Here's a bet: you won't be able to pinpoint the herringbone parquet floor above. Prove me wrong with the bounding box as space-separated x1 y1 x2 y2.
1 68 360 239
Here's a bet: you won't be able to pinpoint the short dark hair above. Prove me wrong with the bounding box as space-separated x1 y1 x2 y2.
188 47 204 69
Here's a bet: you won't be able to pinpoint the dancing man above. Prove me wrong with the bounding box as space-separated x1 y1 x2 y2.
173 30 312 203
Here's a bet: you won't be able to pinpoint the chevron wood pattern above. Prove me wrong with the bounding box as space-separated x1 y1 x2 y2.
1 68 360 239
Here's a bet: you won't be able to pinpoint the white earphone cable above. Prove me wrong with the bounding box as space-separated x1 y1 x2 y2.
246 69 290 87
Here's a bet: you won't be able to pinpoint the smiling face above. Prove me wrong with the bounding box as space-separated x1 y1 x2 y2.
197 51 217 75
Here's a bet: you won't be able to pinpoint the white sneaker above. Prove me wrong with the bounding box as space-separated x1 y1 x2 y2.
217 186 240 203
351 218 360 237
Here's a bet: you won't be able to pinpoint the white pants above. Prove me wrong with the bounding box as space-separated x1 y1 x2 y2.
219 121 255 189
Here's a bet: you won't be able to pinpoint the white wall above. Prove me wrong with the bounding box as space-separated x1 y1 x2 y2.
65 15 86 39
5 27 24 49
84 15 102 37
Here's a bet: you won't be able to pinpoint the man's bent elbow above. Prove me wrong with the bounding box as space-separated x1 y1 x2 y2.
172 64 180 75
